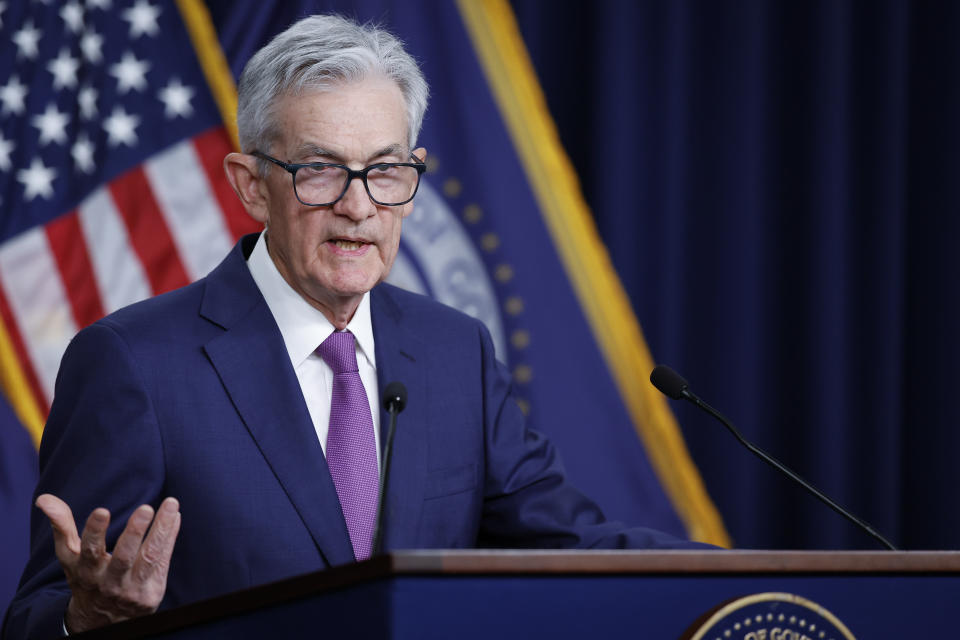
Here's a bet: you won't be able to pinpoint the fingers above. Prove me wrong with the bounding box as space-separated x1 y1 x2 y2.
78 508 111 568
131 498 181 589
34 495 182 633
36 493 82 560
103 504 155 584
35 494 182 604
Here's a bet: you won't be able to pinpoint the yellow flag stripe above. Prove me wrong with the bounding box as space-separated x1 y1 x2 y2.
456 0 731 546
0 318 44 448
176 0 240 149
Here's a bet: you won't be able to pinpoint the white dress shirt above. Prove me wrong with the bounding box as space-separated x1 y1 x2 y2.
246 232 381 466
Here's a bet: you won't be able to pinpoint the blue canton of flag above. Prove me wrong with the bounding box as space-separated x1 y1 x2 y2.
0 0 256 415
2 0 221 235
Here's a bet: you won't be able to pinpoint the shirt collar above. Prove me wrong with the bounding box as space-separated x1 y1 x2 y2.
247 232 376 369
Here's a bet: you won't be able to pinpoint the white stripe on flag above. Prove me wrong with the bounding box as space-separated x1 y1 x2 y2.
79 187 153 313
145 140 234 281
0 228 78 402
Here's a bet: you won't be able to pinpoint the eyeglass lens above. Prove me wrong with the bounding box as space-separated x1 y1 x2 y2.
295 165 420 206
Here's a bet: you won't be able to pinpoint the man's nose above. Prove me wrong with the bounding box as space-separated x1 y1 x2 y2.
332 175 376 220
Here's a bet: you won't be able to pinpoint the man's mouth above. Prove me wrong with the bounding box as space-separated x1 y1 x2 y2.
328 237 372 253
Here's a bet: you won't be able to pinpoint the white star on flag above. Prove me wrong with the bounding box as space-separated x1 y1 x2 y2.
31 103 70 146
71 133 96 174
86 0 111 9
59 1 85 34
16 157 57 201
78 85 98 120
0 134 14 171
0 76 28 116
122 0 161 39
80 29 104 64
159 79 195 118
110 51 151 93
103 106 140 147
13 20 42 59
47 49 81 91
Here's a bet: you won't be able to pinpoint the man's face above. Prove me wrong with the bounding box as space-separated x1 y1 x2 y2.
259 77 422 319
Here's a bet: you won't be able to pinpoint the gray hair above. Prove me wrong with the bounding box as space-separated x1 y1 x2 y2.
236 14 429 161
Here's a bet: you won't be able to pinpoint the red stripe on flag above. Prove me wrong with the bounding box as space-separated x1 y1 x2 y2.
45 211 106 329
193 126 263 241
0 285 50 416
109 167 190 295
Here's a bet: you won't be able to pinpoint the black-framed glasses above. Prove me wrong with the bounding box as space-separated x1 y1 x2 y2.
252 151 426 207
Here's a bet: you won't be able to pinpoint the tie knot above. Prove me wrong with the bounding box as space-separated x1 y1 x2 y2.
318 331 359 374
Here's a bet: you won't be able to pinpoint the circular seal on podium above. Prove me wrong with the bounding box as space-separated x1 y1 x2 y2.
685 592 856 640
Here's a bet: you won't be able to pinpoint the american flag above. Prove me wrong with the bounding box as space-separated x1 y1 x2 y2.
0 0 259 429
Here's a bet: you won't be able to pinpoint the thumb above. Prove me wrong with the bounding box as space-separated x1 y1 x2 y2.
36 494 82 558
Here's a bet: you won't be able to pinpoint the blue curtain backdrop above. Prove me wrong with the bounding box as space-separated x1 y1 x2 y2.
514 0 960 550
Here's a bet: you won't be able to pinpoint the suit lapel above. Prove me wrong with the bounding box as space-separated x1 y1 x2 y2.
200 238 355 567
371 286 429 550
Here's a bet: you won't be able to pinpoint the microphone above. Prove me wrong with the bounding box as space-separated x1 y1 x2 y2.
383 381 407 414
371 381 407 556
650 365 897 551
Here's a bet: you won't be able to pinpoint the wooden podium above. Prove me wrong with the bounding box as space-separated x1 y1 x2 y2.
78 551 960 638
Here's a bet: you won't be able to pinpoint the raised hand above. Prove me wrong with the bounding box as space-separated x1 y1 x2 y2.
35 494 181 633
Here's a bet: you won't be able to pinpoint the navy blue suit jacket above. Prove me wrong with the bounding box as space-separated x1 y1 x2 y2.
5 234 703 639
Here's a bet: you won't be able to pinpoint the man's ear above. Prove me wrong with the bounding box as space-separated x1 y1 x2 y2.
224 152 270 224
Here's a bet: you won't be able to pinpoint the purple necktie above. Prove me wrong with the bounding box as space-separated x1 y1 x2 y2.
318 331 378 560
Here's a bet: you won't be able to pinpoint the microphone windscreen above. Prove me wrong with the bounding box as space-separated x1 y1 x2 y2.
382 381 407 412
650 365 689 399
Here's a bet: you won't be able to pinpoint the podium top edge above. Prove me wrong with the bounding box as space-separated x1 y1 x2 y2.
381 549 960 574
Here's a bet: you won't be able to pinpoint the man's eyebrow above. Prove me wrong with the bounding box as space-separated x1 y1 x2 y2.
368 144 406 162
292 144 340 162
290 143 408 164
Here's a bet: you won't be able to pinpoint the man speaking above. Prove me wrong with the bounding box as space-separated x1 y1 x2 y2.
4 14 705 638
